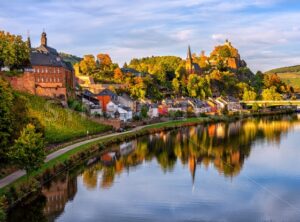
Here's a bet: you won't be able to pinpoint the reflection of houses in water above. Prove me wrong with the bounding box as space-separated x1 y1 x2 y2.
216 123 225 139
42 173 77 220
120 140 137 156
227 121 241 137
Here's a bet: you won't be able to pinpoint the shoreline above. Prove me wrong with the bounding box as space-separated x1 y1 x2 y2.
0 109 296 219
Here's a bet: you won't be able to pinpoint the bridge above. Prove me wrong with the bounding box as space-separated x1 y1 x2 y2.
242 100 300 107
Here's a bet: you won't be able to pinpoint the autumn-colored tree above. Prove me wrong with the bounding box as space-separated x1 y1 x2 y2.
187 74 211 99
243 89 257 101
114 67 123 82
172 78 180 94
263 73 283 90
97 53 112 70
79 55 96 75
130 77 146 99
261 87 282 101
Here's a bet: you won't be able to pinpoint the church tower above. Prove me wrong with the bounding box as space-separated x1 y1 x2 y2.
41 31 47 47
27 31 31 49
186 45 194 74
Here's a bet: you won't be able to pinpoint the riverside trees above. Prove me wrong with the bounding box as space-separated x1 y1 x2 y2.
0 77 45 169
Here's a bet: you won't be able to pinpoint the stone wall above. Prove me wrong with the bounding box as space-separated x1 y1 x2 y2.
4 71 36 94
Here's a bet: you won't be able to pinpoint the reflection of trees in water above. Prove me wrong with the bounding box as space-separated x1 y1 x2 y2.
81 115 300 190
7 173 77 222
10 115 298 221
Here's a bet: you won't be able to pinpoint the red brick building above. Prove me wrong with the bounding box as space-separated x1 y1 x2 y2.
7 32 75 100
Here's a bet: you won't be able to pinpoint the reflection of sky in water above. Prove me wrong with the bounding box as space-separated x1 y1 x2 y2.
56 121 300 222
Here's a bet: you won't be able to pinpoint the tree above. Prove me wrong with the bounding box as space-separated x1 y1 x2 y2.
243 89 257 101
9 124 45 176
113 67 123 82
79 55 96 75
0 77 14 159
187 74 211 99
263 73 285 92
97 53 112 70
140 105 149 119
261 87 282 101
172 78 180 94
0 31 30 69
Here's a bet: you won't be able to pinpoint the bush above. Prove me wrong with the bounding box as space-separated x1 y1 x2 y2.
252 103 259 112
68 99 86 112
0 207 5 222
199 113 208 118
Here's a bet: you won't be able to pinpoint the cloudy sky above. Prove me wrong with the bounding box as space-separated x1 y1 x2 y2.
1 0 300 72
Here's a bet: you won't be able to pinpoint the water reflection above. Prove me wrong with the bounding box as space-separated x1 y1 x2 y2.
80 115 299 190
8 115 300 221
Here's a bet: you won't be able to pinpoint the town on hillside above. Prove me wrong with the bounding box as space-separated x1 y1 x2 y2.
0 30 299 130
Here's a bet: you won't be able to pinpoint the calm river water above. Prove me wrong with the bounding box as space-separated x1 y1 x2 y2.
8 115 300 222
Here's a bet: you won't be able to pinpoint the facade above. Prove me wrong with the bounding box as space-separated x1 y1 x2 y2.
118 93 136 112
7 32 75 100
96 89 118 112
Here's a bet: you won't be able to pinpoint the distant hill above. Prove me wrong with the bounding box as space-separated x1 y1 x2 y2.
59 52 82 65
265 65 300 92
266 65 300 74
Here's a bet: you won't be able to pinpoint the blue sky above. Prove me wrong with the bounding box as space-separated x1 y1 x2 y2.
1 0 300 72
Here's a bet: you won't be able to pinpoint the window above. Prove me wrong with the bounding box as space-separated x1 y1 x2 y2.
37 68 39 73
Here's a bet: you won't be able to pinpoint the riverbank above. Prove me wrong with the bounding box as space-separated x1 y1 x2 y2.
0 109 296 220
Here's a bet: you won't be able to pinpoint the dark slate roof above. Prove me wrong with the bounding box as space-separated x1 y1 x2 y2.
97 88 117 97
30 45 72 71
82 89 95 97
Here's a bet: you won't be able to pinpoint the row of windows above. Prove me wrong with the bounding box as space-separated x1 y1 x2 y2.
33 67 61 74
36 77 63 83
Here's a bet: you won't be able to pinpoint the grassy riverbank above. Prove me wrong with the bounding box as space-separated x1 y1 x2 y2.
0 109 295 220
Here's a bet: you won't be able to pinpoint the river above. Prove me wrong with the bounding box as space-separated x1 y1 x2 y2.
7 115 300 222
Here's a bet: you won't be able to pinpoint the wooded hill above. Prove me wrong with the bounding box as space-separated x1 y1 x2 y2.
266 65 300 92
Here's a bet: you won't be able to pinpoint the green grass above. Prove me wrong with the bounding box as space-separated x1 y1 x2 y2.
265 65 300 92
276 72 300 91
21 93 111 144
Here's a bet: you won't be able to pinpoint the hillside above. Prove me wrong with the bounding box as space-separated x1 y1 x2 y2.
59 52 82 65
266 65 300 92
19 92 111 144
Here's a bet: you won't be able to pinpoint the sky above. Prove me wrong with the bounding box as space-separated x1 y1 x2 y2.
1 0 300 72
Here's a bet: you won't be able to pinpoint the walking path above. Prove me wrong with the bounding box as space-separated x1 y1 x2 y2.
0 125 146 189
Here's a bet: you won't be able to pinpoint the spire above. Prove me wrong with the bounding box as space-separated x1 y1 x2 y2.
41 30 47 47
186 45 194 74
187 45 192 60
27 30 31 49
189 156 196 186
